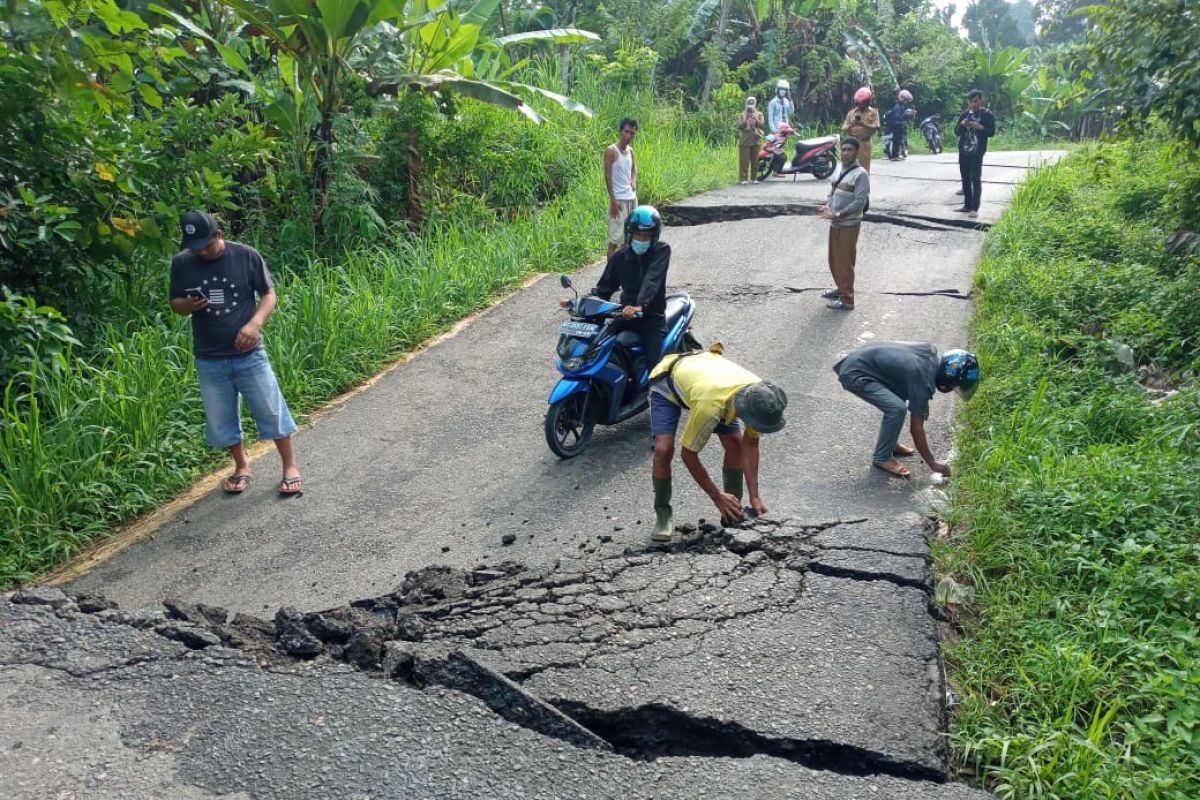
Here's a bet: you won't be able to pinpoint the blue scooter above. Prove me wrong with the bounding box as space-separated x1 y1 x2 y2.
545 275 698 458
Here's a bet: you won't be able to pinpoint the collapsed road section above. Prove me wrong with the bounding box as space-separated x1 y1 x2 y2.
1 513 988 799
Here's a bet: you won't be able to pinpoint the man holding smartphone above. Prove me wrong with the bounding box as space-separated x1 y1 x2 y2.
954 90 996 218
169 211 303 497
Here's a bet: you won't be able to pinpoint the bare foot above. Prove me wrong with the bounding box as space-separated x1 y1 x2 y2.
873 459 911 478
893 443 916 457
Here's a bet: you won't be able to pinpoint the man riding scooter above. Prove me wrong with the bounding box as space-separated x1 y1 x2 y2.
563 205 670 372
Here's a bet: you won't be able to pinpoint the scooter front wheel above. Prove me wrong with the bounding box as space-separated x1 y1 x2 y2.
545 393 596 459
755 158 773 182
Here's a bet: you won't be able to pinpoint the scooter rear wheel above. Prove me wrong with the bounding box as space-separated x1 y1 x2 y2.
545 393 596 459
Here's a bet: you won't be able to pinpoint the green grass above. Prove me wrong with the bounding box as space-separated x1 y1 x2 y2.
940 139 1200 799
0 88 733 586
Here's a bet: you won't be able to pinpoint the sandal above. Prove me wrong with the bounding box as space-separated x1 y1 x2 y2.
278 476 304 497
873 460 911 478
826 300 855 310
820 288 841 299
223 474 251 494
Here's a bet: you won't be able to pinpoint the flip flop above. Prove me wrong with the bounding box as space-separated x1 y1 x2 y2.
223 474 251 494
873 461 911 478
893 444 916 457
278 476 304 497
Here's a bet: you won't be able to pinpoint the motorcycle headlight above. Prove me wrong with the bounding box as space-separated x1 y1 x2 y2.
557 335 594 370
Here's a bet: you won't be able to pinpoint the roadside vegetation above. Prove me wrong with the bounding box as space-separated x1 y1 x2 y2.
0 0 1123 588
940 135 1200 798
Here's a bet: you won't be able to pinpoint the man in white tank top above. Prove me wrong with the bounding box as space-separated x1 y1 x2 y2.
604 118 639 257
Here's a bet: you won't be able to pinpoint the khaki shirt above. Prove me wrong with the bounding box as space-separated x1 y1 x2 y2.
738 111 764 146
843 106 880 141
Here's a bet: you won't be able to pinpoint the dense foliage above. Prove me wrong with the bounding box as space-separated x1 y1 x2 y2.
944 137 1200 799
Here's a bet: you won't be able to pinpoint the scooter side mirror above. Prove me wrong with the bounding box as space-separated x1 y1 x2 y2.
559 275 573 289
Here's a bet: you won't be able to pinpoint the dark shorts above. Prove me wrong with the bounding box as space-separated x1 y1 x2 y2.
649 391 742 439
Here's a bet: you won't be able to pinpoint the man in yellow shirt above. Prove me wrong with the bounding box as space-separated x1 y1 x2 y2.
648 345 788 540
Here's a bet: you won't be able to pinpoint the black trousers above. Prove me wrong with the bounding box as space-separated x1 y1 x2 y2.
959 150 985 211
887 124 907 158
612 317 667 372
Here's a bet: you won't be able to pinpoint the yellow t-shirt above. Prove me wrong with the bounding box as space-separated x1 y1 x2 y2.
651 350 762 452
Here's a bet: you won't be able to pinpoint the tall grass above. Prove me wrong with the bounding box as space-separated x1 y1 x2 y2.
941 139 1200 799
0 81 734 586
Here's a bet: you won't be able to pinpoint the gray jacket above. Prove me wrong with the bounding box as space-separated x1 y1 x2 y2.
827 163 870 228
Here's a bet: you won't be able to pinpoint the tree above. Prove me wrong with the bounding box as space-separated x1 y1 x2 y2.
154 0 597 229
1084 0 1200 145
963 0 1028 48
1033 0 1091 45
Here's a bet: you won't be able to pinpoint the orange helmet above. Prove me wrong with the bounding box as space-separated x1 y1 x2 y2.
853 87 873 103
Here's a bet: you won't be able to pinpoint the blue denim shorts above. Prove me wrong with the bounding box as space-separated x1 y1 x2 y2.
195 349 297 448
649 390 741 438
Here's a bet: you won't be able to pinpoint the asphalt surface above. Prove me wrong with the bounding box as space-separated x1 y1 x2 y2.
4 150 1057 798
1 596 990 800
72 151 1058 616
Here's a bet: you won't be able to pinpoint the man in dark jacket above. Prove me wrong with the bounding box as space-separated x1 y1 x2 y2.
583 205 671 367
885 89 913 160
954 89 996 218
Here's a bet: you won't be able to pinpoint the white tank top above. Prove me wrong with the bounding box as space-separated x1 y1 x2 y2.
609 144 636 201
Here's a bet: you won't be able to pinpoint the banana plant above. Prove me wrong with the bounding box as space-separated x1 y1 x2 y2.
152 0 596 225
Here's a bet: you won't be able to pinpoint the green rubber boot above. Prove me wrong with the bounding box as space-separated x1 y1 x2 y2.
651 477 674 541
722 467 744 501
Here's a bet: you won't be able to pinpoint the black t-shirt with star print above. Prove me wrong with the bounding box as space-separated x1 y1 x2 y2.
170 241 274 359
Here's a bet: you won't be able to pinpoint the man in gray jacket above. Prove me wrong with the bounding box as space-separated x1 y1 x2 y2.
819 137 870 310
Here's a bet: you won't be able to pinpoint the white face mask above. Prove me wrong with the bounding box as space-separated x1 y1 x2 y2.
777 89 787 98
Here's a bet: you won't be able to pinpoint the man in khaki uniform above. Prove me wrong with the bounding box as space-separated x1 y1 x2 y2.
843 87 880 172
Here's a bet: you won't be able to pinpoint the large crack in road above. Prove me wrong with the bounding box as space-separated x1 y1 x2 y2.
4 514 977 797
662 202 991 232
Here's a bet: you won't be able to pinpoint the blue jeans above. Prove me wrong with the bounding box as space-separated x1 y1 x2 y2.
840 372 908 464
195 349 297 448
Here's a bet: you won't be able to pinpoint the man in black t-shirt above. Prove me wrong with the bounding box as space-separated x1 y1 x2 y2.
954 90 996 218
169 211 303 497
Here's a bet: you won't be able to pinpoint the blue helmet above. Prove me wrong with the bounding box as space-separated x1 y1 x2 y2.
624 205 662 247
937 349 980 399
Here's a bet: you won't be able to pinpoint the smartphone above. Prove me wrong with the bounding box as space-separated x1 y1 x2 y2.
855 114 862 122
185 287 208 301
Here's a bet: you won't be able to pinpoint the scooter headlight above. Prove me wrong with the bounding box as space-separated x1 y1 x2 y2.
557 335 594 370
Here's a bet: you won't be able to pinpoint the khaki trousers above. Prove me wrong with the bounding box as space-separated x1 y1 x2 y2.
738 144 759 182
858 138 873 172
828 223 861 306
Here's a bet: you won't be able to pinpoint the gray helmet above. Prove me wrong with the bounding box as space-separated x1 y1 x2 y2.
734 381 787 433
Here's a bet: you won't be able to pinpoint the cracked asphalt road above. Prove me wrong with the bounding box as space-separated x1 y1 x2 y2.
70 152 1059 615
3 152 1056 798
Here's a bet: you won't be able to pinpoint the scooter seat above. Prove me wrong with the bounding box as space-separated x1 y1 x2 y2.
797 136 836 148
664 294 690 329
615 329 642 348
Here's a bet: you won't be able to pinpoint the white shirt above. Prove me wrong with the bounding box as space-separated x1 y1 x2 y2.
609 144 636 201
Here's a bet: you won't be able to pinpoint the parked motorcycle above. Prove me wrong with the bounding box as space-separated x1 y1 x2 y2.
756 124 839 181
918 114 943 154
545 275 698 458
